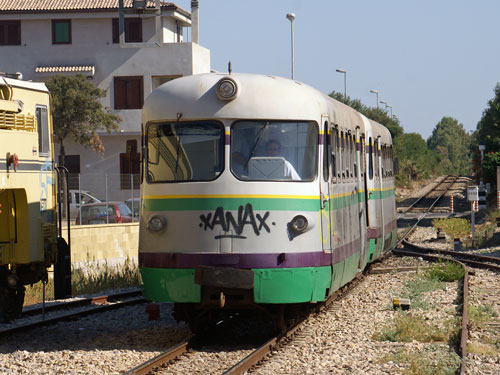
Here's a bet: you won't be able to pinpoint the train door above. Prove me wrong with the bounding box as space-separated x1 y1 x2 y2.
376 137 385 247
320 117 331 252
347 132 358 255
373 138 383 249
355 129 366 269
361 134 369 228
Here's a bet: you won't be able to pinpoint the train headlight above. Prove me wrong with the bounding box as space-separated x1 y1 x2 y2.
216 77 239 101
290 215 308 233
147 215 167 232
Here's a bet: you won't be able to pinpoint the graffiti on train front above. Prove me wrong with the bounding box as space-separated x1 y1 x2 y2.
199 203 274 239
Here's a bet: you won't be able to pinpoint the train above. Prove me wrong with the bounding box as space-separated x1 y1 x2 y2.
0 74 69 322
138 72 397 330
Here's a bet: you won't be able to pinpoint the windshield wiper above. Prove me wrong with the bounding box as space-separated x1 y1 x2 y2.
244 121 269 169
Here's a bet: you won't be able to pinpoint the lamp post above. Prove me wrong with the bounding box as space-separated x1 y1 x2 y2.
286 13 296 80
387 104 392 117
336 69 347 102
369 89 379 108
380 100 388 111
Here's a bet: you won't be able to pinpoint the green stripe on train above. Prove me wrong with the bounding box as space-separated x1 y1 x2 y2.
140 266 332 303
143 188 394 212
143 197 320 211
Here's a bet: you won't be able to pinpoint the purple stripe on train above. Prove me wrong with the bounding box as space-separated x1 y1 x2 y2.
140 251 332 269
140 233 373 269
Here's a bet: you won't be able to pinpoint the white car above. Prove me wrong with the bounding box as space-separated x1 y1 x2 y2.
61 190 102 219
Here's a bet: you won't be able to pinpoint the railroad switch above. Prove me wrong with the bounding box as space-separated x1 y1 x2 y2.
145 303 160 320
393 298 410 311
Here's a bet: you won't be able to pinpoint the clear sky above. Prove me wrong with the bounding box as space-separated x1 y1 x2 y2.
174 0 500 140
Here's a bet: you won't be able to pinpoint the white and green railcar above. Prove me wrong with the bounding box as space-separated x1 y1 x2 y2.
139 73 397 326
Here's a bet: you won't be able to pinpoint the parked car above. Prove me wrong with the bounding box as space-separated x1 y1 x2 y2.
125 198 140 218
60 190 102 219
74 202 133 225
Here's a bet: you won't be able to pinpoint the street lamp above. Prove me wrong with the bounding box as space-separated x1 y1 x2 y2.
369 89 379 108
286 13 296 80
380 100 388 111
336 69 347 102
387 104 392 117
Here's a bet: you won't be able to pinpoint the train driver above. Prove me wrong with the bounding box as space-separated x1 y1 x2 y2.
264 139 301 180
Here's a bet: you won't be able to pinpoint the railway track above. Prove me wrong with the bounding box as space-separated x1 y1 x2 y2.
123 273 367 375
0 289 146 336
395 176 500 375
398 175 460 217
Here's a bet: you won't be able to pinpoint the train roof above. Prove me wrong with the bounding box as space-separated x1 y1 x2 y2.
143 72 391 142
0 76 49 93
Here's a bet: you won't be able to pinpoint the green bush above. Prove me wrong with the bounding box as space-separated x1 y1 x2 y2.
432 218 470 239
425 261 464 282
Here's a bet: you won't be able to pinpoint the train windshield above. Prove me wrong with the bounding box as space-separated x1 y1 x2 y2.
231 120 318 181
146 121 224 182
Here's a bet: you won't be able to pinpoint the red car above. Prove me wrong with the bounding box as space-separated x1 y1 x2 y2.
75 202 133 225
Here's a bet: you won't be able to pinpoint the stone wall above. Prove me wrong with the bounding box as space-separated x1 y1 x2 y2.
62 223 139 268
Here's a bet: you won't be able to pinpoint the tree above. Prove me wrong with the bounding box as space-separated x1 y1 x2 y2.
427 116 472 175
394 133 440 183
470 83 500 184
328 90 404 139
46 74 121 166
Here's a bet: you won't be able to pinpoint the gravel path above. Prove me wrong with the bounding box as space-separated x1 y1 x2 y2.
1 252 498 374
252 258 462 374
0 303 190 375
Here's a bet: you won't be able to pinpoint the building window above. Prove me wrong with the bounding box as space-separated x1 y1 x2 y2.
64 155 81 190
120 140 140 190
112 18 142 43
0 21 21 45
114 76 143 110
52 20 71 44
151 75 182 89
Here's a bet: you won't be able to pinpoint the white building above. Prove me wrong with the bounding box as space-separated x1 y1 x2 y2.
0 0 210 202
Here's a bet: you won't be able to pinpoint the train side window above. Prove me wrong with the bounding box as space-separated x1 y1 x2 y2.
344 132 350 180
36 106 50 156
323 121 329 182
350 135 354 179
360 136 365 178
381 146 385 179
353 135 358 178
331 127 337 182
389 146 394 177
335 129 341 180
340 131 345 181
374 140 379 179
368 137 373 180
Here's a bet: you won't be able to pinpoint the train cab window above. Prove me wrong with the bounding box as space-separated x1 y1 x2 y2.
36 106 49 156
231 120 317 181
146 121 224 182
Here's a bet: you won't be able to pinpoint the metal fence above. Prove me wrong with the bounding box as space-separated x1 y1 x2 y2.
60 173 140 223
